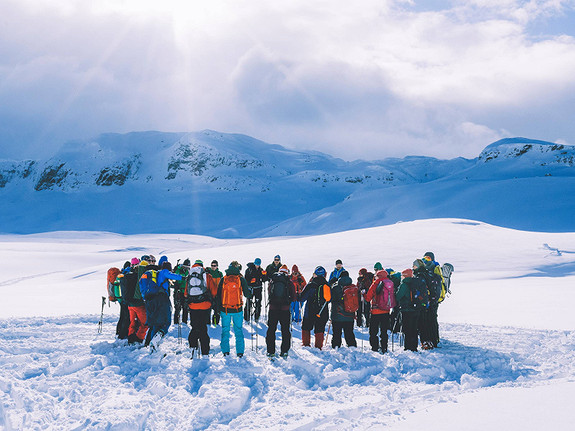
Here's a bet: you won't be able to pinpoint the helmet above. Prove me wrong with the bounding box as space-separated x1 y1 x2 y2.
314 266 326 277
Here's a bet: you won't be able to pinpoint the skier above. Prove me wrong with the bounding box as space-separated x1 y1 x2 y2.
216 262 251 357
289 264 306 323
206 260 223 325
395 268 425 352
127 257 157 344
422 252 445 347
413 259 433 349
330 271 357 348
356 268 373 327
244 258 265 322
145 258 182 350
328 259 345 285
300 266 331 349
266 265 296 358
264 255 282 281
364 269 396 353
186 260 213 356
172 258 190 325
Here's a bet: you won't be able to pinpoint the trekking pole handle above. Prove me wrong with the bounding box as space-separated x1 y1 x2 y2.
316 301 328 318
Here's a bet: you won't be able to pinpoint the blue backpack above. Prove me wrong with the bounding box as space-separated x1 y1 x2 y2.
139 270 160 300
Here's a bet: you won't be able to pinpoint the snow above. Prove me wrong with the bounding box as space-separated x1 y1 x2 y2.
1 218 574 430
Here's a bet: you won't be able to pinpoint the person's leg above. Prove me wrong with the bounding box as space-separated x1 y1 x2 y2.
266 309 280 355
220 312 232 354
232 312 245 355
380 313 390 353
343 321 357 347
279 310 292 355
198 308 211 355
134 306 149 342
331 321 343 348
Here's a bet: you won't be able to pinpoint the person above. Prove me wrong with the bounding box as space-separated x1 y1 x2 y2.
244 258 265 322
300 266 331 349
206 260 223 325
330 271 357 348
216 261 251 357
186 260 213 356
114 260 134 340
290 265 306 323
413 258 433 349
266 265 296 358
364 269 396 353
264 255 282 281
126 257 157 344
172 258 190 325
356 268 373 327
386 268 402 334
144 258 182 350
395 268 425 352
422 252 445 347
328 259 345 285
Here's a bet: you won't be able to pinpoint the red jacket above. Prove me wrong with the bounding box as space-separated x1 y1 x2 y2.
365 270 396 314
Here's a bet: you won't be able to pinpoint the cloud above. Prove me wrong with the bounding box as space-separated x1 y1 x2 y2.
1 0 575 160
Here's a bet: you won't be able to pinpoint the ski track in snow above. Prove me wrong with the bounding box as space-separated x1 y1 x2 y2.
0 316 573 430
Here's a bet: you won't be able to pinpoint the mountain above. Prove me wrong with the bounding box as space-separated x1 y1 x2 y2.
1 132 574 236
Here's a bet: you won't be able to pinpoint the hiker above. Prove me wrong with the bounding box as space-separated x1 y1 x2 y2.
422 252 445 347
328 259 345 285
413 259 433 349
386 268 402 334
395 268 426 352
206 260 223 325
173 258 190 325
364 269 396 353
264 255 282 281
126 256 157 344
300 266 331 349
143 258 182 350
266 265 296 358
186 260 213 356
356 268 373 328
244 258 265 322
216 261 251 357
290 265 306 323
113 261 133 339
330 271 357 348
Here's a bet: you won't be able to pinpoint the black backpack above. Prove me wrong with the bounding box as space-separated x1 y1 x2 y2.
269 273 291 305
410 275 429 309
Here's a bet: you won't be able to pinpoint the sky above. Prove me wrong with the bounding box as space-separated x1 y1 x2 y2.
1 0 575 161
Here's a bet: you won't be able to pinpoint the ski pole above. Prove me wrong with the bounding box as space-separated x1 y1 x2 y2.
325 319 331 347
178 322 182 345
97 296 106 334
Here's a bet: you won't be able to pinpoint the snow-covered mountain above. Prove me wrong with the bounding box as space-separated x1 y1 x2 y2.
1 132 574 236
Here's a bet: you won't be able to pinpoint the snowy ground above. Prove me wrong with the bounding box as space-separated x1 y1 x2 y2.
0 219 574 430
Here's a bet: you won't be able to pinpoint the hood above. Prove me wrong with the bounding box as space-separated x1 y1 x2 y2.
292 264 299 273
225 266 241 276
338 275 353 286
375 270 389 279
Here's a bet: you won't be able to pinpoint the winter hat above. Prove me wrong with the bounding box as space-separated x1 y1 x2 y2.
335 259 343 265
292 264 299 273
413 259 425 270
359 268 367 275
401 269 413 278
183 258 191 266
254 258 262 266
194 259 204 267
377 270 389 279
424 252 435 261
158 256 168 266
279 265 289 275
140 261 149 267
149 255 156 263
274 255 281 261
374 262 383 271
231 260 241 269
385 268 395 275
123 261 131 270
131 257 140 266
162 261 172 271
314 266 326 277
141 255 150 262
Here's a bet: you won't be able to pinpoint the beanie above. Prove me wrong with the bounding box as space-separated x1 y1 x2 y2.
123 261 131 270
340 270 349 278
274 255 281 260
359 268 367 275
194 259 203 267
254 258 262 266
131 257 140 266
374 262 383 271
335 259 343 265
279 265 289 274
413 259 425 270
424 252 435 261
183 258 191 266
402 269 413 278
211 260 218 266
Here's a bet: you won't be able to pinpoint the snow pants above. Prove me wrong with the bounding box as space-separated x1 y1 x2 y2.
173 290 188 324
357 299 371 327
116 301 130 340
302 312 329 335
188 308 211 355
221 311 245 355
418 308 434 346
401 310 420 352
369 313 390 352
331 321 357 348
290 301 303 323
428 302 440 347
128 305 148 341
266 309 291 355
145 293 172 344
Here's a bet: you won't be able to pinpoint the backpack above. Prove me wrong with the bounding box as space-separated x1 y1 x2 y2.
269 273 291 305
221 275 243 309
410 276 429 309
139 270 160 300
375 279 396 311
107 267 121 301
187 267 210 303
342 284 359 313
426 270 443 303
440 263 454 298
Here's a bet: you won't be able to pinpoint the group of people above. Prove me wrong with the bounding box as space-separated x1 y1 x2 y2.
105 252 452 358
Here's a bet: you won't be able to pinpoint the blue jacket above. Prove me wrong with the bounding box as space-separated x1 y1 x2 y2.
328 267 345 285
157 269 182 295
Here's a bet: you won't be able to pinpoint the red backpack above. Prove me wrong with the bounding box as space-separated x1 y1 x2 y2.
107 267 121 302
342 284 359 313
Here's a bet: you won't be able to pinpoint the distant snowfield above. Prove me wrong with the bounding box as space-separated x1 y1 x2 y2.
1 219 574 430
